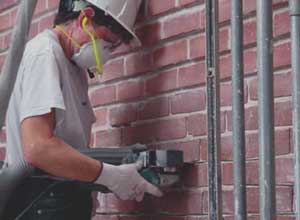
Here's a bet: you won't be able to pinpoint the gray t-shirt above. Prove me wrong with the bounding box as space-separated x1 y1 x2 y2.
4 29 96 166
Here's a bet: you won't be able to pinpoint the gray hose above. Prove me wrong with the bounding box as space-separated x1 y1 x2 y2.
0 1 37 219
0 162 34 219
0 0 38 129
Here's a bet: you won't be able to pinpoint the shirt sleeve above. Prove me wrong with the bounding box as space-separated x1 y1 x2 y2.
20 51 66 122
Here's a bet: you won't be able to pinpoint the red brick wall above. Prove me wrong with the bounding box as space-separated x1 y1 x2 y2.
0 0 294 219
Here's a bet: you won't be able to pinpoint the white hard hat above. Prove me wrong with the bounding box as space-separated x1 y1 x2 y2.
74 0 142 46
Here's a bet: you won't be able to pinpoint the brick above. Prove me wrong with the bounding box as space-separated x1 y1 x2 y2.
47 0 60 10
243 129 291 159
221 129 291 161
220 111 227 133
0 12 11 31
93 108 107 127
276 157 294 184
200 138 207 161
186 217 208 220
160 190 203 214
136 22 162 47
97 193 141 213
122 118 187 145
244 50 257 75
0 0 18 11
163 10 205 39
171 90 206 114
249 72 292 100
109 104 137 127
178 62 206 88
222 160 278 185
246 188 259 213
244 20 256 45
277 216 296 220
220 82 248 107
187 113 207 136
274 42 291 69
153 40 188 68
219 28 229 52
276 187 293 212
117 80 144 101
275 101 292 126
98 189 203 214
274 10 290 37
151 139 201 162
190 34 205 59
138 96 169 120
10 8 18 26
247 187 293 213
243 1 288 15
101 59 124 82
90 85 116 107
218 0 230 23
219 55 231 80
220 135 233 161
179 0 202 6
0 32 11 51
95 129 122 147
182 162 208 187
38 14 55 32
243 0 256 15
154 217 185 220
88 73 100 86
94 215 119 220
146 190 203 214
33 0 47 17
0 147 5 160
273 0 289 5
145 69 177 95
28 22 38 39
0 0 296 217
125 52 153 76
246 160 259 185
227 106 258 131
147 0 176 16
202 190 233 214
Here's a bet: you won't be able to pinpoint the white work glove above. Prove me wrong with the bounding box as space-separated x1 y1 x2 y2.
95 162 163 202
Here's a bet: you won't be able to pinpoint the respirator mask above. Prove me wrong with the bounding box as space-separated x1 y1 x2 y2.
56 16 113 77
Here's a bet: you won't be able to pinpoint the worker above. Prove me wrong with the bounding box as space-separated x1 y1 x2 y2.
3 0 162 219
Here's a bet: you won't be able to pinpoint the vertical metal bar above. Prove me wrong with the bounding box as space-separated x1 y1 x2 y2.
290 1 300 219
205 0 222 219
231 0 247 219
256 0 276 219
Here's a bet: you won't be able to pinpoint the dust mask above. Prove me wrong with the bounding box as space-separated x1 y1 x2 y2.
71 39 112 75
55 17 112 76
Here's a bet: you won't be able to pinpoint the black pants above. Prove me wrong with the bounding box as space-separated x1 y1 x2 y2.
3 177 93 220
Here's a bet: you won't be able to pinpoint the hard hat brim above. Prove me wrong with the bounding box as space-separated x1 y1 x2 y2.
98 7 142 47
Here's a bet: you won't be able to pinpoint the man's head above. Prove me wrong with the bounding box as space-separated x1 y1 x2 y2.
54 0 142 75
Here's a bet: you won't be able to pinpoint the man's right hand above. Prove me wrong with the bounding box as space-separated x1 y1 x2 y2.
95 162 163 202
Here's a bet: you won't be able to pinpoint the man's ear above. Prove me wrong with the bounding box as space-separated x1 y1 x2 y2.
77 7 95 28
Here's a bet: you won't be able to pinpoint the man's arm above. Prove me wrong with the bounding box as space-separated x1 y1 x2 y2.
21 109 101 182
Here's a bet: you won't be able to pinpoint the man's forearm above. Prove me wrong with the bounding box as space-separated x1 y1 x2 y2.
24 136 102 182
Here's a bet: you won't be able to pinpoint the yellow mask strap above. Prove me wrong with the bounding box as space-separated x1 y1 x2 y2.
82 16 103 75
55 25 81 49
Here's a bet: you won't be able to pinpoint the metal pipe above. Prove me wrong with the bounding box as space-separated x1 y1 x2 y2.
231 0 247 219
256 0 276 219
290 0 300 219
0 0 38 129
205 0 222 219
